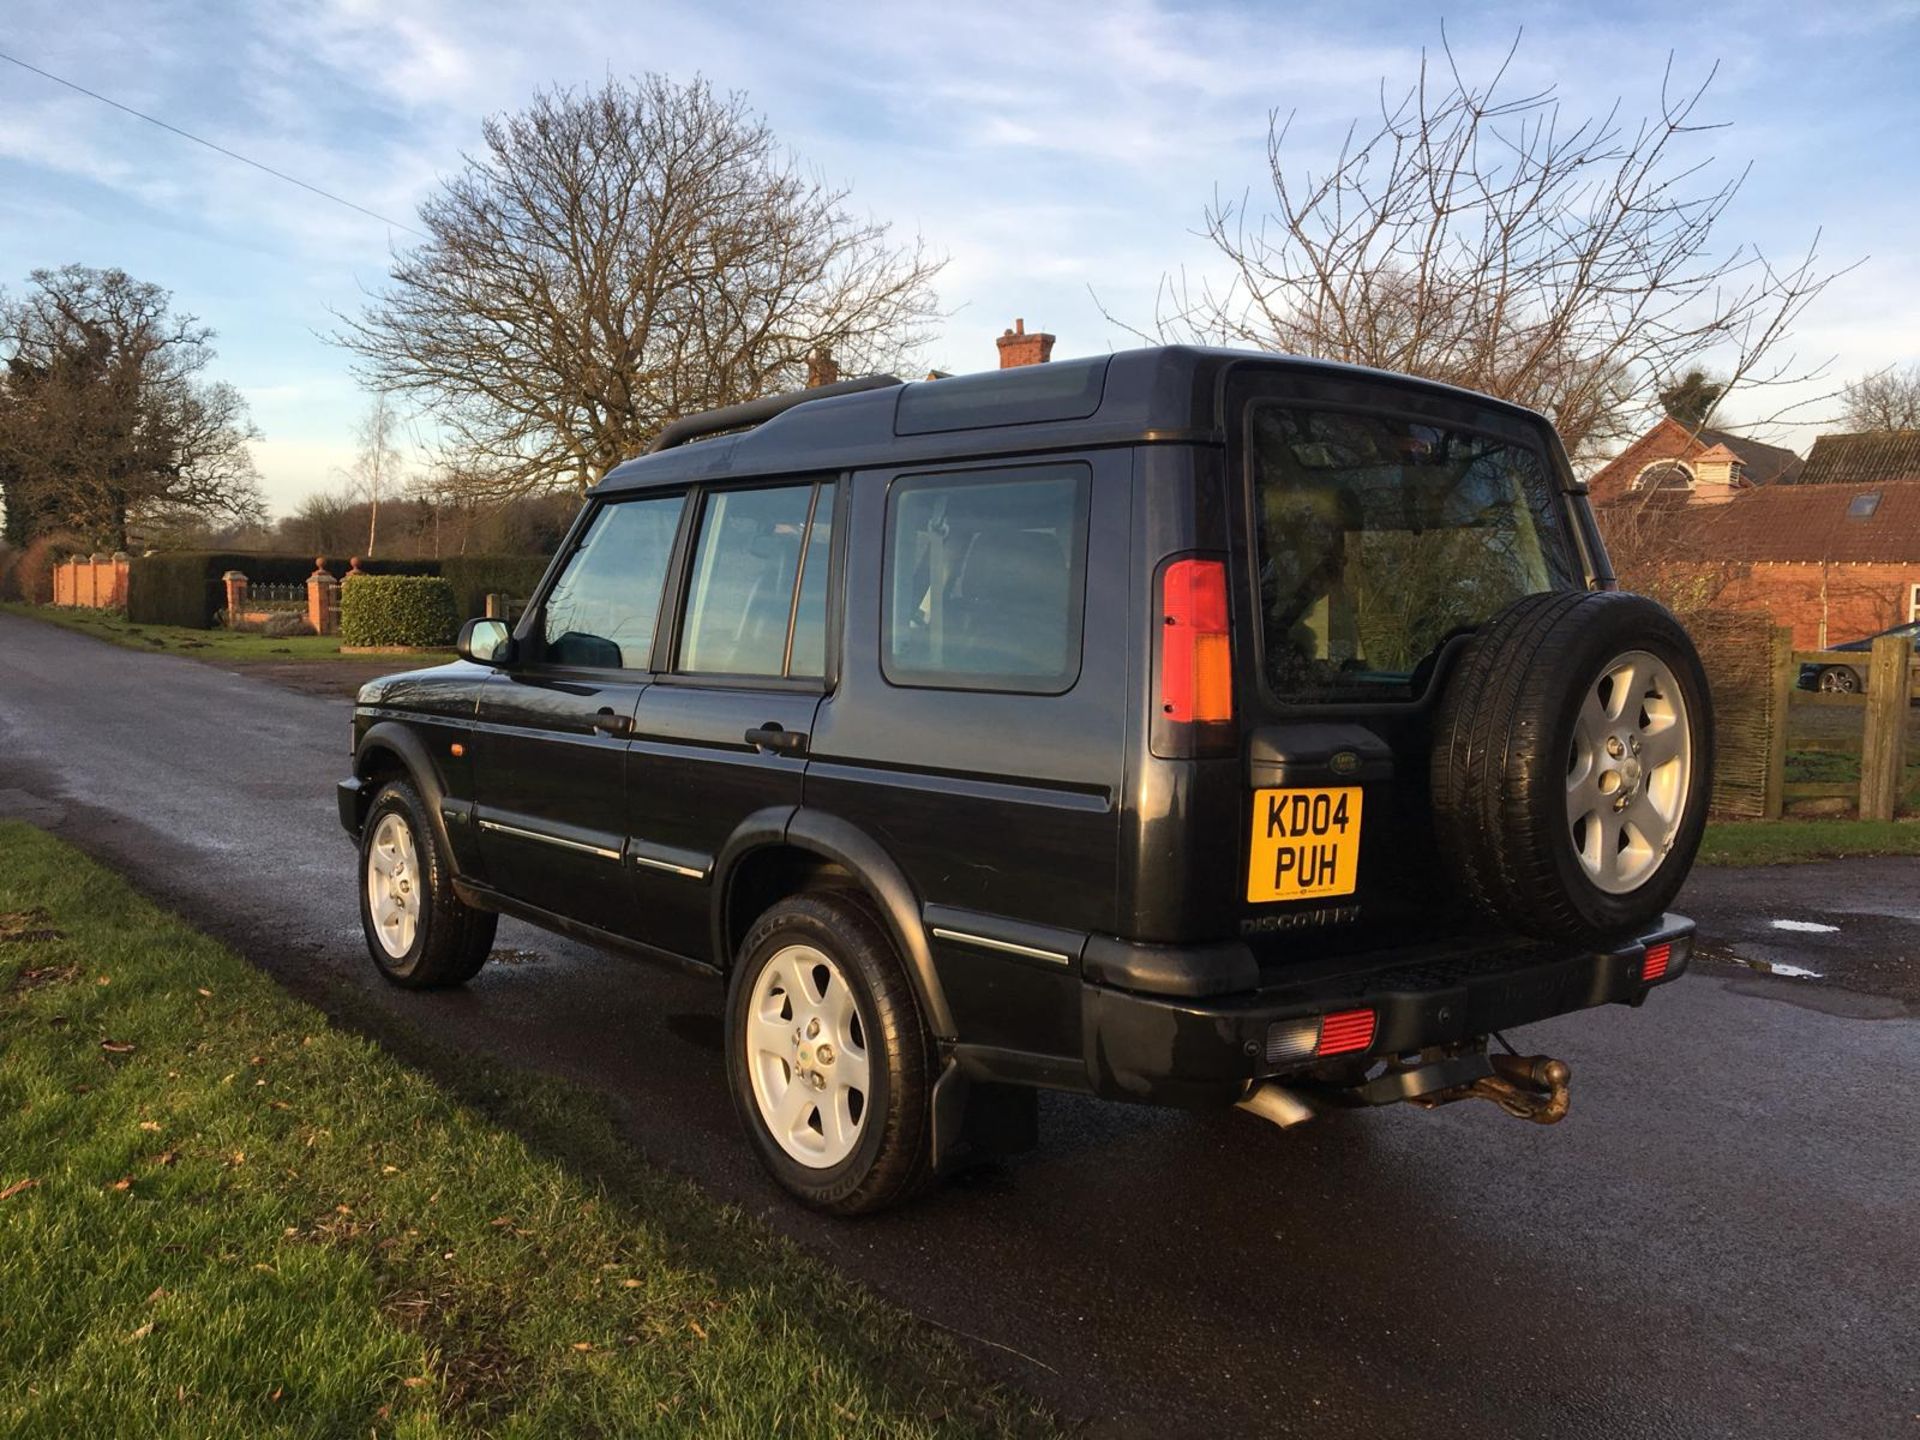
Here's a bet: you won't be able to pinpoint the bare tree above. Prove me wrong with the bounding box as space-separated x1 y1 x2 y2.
345 392 405 557
1127 35 1844 462
1839 363 1920 432
0 266 262 549
334 75 944 501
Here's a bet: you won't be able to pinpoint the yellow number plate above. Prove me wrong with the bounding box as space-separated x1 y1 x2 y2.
1247 787 1362 902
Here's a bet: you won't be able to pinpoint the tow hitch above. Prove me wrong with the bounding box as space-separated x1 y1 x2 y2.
1411 1050 1572 1125
1237 1041 1573 1130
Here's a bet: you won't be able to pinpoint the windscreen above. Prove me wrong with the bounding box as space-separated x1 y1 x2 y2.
1249 400 1575 703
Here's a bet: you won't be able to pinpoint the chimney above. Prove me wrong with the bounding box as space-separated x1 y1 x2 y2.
996 317 1055 369
805 347 840 388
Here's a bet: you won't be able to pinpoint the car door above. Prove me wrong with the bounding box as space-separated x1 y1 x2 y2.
471 491 687 933
624 478 837 961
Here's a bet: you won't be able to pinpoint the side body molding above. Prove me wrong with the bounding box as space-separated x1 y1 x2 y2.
714 807 957 1041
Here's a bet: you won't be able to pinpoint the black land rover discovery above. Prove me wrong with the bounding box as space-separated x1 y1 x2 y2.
338 347 1711 1213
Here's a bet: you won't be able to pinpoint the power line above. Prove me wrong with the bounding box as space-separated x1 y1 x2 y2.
0 48 427 238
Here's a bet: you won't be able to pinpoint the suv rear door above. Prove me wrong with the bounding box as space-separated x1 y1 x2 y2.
1221 366 1590 956
624 477 837 961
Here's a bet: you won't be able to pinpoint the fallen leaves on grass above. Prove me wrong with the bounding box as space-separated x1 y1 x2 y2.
0 1178 37 1202
0 908 61 945
125 1323 152 1343
138 1120 162 1133
147 1151 178 1168
11 962 79 991
106 1176 132 1192
100 1040 136 1054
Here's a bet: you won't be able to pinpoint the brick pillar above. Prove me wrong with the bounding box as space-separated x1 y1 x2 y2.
307 559 339 636
110 553 130 609
996 317 1055 368
222 570 248 625
53 560 71 607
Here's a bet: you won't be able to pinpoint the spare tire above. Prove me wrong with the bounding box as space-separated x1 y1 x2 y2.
1430 590 1713 942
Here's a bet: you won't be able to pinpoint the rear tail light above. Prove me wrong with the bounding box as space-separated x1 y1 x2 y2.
1153 555 1233 757
1264 1008 1377 1066
1316 1009 1377 1056
1641 942 1673 982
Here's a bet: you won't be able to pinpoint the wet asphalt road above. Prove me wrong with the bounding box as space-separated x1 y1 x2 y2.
2 611 1916 1439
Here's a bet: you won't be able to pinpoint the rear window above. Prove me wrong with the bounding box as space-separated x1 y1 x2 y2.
1248 401 1574 703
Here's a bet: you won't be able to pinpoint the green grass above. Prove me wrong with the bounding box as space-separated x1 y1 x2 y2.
1697 817 1920 866
0 822 1053 1439
0 602 448 662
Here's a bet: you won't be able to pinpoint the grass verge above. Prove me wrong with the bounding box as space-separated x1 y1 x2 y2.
1697 818 1920 866
0 821 1052 1439
0 602 450 664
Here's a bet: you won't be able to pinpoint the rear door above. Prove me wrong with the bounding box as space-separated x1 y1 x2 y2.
471 491 686 933
1222 367 1588 955
804 454 1129 1054
624 478 836 961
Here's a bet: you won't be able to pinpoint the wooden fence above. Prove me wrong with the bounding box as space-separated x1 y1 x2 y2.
1765 630 1915 821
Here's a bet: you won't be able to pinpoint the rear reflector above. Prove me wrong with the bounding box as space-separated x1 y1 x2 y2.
1316 1009 1377 1056
1159 558 1232 724
1641 942 1672 982
1264 1017 1320 1066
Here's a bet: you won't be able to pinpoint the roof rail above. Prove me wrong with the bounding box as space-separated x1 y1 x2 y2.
644 373 903 455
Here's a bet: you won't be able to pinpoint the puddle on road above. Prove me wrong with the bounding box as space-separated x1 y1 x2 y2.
1729 955 1825 980
1769 919 1840 934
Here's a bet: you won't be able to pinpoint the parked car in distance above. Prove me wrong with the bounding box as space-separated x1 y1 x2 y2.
1797 619 1920 696
338 347 1713 1214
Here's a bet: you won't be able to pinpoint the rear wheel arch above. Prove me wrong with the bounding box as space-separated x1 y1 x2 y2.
713 809 957 1041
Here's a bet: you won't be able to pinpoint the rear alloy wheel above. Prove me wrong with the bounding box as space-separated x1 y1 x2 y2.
357 779 497 989
726 892 934 1214
1818 666 1861 695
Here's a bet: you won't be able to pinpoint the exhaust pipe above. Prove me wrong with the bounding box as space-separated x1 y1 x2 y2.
1236 1082 1329 1129
1238 1048 1573 1130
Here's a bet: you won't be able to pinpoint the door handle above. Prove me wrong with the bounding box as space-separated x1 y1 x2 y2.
592 707 633 737
745 723 808 756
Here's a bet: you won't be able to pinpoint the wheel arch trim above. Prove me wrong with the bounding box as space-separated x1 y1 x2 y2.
351 721 461 872
712 807 957 1040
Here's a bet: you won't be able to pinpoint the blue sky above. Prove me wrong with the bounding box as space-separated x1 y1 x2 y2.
3 0 1918 516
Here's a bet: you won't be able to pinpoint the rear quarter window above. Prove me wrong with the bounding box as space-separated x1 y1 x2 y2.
882 463 1090 694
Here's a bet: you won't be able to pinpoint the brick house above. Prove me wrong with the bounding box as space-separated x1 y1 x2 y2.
1586 415 1803 506
1622 478 1920 648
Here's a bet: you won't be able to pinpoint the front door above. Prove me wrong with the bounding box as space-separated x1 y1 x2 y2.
472 491 686 933
626 479 837 961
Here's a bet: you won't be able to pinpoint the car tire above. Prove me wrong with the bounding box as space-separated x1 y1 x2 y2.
725 891 935 1215
358 779 497 989
1431 590 1713 942
1817 666 1862 695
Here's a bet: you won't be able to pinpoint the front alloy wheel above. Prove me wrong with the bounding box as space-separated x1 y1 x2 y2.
356 779 496 989
366 812 421 958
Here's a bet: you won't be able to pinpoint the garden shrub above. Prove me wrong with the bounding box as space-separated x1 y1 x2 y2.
340 575 459 648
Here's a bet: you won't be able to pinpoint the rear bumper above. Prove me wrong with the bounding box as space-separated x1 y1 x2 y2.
1080 915 1694 1107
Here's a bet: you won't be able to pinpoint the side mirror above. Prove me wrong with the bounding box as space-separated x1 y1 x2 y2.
457 617 515 666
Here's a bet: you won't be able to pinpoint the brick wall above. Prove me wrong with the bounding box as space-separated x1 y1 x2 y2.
1715 562 1919 648
50 553 130 609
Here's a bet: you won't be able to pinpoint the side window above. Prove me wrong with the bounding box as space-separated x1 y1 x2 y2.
540 494 684 669
883 464 1090 693
677 481 834 678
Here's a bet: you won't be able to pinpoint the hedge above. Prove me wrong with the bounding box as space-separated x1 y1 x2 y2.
339 575 460 648
441 554 555 621
126 552 440 629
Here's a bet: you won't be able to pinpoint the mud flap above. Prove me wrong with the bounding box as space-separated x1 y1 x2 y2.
930 1059 1040 1174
